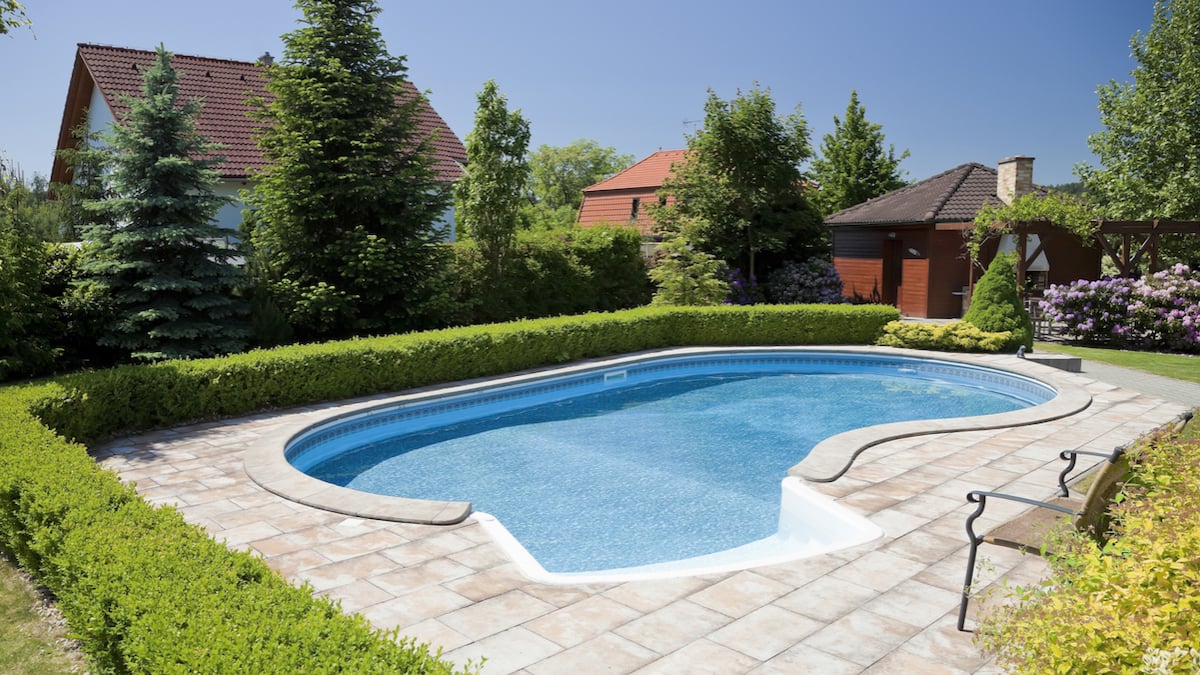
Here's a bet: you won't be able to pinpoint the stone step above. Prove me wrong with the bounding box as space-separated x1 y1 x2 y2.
1022 352 1082 372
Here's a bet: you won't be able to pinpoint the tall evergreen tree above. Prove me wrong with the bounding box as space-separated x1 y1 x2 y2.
655 86 824 280
456 79 530 274
247 0 451 340
82 45 248 362
1077 0 1200 263
810 90 908 216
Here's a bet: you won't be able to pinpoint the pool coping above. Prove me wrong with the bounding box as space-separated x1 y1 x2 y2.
243 345 1093 525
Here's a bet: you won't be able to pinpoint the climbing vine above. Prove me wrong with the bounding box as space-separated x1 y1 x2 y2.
968 192 1099 261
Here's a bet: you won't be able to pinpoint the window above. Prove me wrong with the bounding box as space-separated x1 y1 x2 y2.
630 197 640 220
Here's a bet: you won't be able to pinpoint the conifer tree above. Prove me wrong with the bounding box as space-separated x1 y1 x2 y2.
456 79 530 274
810 90 908 216
247 0 451 340
962 253 1033 350
82 45 248 361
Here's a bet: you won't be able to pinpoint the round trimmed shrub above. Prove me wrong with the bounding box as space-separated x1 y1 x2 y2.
963 253 1032 350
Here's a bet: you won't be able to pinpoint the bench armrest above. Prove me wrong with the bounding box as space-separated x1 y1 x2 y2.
964 490 1078 544
1056 448 1123 497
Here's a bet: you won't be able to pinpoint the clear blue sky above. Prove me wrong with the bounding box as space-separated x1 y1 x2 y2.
2 1 1152 187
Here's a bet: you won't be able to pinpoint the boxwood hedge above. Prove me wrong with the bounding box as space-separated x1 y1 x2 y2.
0 304 896 673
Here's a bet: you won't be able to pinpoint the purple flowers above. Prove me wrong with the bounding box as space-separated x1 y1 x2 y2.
767 259 845 304
1040 265 1200 352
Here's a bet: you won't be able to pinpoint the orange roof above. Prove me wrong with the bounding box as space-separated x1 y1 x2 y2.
52 43 466 183
583 149 686 193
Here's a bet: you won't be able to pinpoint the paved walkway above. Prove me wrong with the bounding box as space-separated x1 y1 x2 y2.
93 355 1190 674
1073 358 1200 408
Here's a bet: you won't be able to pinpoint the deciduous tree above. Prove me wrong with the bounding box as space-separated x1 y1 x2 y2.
456 79 530 274
810 90 908 216
82 46 248 361
655 86 824 281
0 0 29 35
247 0 451 340
1077 0 1200 262
528 139 633 211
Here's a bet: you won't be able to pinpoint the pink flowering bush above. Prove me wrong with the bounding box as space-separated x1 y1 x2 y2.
1040 264 1200 351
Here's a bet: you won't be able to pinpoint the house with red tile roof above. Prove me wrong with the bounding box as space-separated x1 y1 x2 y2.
826 157 1100 318
576 149 685 237
51 43 466 234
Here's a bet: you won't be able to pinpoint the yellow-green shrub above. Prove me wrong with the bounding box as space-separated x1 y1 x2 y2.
0 304 897 673
875 320 1013 352
978 434 1200 673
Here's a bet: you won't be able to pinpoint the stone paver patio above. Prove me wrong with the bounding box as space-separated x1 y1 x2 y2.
94 354 1189 674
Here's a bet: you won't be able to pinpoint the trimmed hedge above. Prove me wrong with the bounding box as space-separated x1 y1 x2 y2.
0 304 896 673
875 320 1013 353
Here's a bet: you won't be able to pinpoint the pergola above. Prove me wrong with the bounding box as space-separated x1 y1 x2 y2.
1006 219 1200 290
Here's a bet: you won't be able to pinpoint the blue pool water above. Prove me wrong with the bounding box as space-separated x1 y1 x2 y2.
290 352 1053 575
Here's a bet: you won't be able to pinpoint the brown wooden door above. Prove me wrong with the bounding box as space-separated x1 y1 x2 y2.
882 239 903 307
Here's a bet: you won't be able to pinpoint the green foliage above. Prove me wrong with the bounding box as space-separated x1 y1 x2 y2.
0 167 60 379
1077 0 1200 266
246 0 451 341
809 90 909 216
649 236 730 306
0 0 29 35
448 226 649 324
875 320 1012 352
527 139 634 210
655 85 826 280
962 254 1033 350
456 80 531 274
968 191 1098 262
978 433 1200 673
82 46 249 362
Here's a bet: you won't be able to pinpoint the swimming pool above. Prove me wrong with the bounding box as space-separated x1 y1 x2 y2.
272 348 1069 582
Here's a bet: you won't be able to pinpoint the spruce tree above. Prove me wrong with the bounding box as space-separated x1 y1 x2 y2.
963 253 1033 350
810 90 908 216
247 0 451 340
82 45 248 362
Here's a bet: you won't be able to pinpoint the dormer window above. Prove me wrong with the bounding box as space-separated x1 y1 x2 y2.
631 197 640 220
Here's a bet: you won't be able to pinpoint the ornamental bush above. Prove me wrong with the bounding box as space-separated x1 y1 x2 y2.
875 320 1012 352
767 258 845 304
963 253 1033 351
978 430 1200 672
1040 264 1200 352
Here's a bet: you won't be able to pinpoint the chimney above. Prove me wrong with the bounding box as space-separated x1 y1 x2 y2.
996 156 1034 205
257 51 274 66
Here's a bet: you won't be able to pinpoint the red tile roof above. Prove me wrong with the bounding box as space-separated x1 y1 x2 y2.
824 162 1048 226
583 149 686 193
52 43 465 183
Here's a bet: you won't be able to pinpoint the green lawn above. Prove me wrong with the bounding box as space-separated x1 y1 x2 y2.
1035 342 1200 385
0 555 82 674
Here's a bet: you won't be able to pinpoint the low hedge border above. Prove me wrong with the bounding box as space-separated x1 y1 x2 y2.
0 304 897 673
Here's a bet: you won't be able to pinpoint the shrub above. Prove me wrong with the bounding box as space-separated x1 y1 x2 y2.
978 433 1200 672
767 258 844 304
452 226 650 324
875 320 1012 352
649 237 730 306
0 304 898 672
724 267 764 305
1040 264 1200 352
963 253 1033 351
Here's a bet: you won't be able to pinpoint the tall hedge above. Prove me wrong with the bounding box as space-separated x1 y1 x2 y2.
1 305 897 672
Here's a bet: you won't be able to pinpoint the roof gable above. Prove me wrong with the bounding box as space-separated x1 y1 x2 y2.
824 162 1050 227
52 43 466 183
583 149 686 193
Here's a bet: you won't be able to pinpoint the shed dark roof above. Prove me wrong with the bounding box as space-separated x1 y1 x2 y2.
52 43 466 183
824 162 1047 227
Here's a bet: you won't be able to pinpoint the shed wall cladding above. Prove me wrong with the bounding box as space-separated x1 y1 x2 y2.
1041 229 1102 287
831 229 885 259
834 257 884 301
900 258 930 317
928 230 972 318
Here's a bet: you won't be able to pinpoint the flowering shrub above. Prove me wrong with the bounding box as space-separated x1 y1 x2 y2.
1040 264 1200 352
767 258 844 304
724 267 764 305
